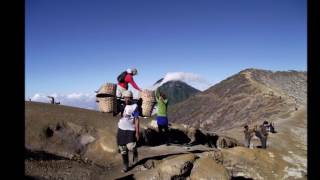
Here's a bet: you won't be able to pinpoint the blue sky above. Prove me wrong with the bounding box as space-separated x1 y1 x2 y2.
26 0 306 103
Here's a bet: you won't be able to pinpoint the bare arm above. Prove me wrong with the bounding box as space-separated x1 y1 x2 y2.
155 88 160 102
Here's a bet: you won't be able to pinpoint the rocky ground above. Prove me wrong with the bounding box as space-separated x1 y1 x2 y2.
25 68 307 180
25 99 307 179
25 101 237 179
221 106 307 179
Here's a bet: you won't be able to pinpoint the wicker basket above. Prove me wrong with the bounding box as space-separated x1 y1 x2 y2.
97 83 117 96
141 101 155 117
140 90 156 101
97 97 115 113
140 90 156 117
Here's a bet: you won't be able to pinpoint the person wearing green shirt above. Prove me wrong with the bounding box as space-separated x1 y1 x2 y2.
155 88 170 145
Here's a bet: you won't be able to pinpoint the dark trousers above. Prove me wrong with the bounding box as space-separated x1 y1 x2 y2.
255 131 267 149
158 124 170 144
244 136 251 148
117 129 138 170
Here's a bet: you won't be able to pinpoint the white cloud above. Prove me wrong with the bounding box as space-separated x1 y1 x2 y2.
29 92 98 110
27 72 212 110
30 93 49 102
67 93 89 99
147 72 211 91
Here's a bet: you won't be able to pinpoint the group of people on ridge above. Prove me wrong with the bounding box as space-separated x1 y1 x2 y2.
114 68 169 172
111 68 277 172
243 120 276 149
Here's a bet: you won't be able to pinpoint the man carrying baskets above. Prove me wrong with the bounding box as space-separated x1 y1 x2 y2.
116 68 142 98
116 90 140 172
115 68 142 116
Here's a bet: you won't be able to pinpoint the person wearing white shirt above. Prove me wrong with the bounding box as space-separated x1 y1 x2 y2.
116 90 140 172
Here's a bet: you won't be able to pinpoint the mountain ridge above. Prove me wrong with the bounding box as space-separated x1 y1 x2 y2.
25 68 307 179
169 68 307 131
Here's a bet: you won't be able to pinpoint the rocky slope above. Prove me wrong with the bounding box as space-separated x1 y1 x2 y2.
25 102 238 179
25 98 307 179
25 68 307 179
169 68 307 131
219 106 307 179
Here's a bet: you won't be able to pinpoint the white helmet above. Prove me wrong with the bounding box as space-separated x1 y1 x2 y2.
126 68 132 74
123 90 133 98
126 68 138 75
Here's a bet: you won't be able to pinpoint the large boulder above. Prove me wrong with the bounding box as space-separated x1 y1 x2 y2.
83 129 119 166
134 168 161 180
190 157 230 180
158 153 197 179
196 149 224 164
221 146 288 179
216 136 238 148
135 153 197 180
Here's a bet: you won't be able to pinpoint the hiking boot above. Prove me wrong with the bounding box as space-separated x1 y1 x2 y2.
121 154 129 173
121 167 128 173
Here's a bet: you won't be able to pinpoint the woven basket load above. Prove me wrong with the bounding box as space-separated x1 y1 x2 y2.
140 90 156 102
142 101 155 117
140 90 156 117
97 97 115 113
98 83 117 96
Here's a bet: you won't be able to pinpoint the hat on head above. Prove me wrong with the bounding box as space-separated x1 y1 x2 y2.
126 68 137 75
126 68 132 74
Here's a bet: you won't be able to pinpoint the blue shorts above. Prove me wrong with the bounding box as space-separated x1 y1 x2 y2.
156 116 168 126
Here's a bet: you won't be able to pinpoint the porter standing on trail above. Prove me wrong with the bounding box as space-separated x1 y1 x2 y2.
155 88 170 145
243 125 254 148
116 90 140 172
117 68 142 98
255 123 268 149
243 122 269 149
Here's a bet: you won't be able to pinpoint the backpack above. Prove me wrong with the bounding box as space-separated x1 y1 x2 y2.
117 71 127 83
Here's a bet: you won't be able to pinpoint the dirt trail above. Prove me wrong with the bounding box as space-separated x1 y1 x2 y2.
221 106 307 179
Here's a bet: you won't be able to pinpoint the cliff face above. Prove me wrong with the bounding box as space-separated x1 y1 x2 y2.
169 68 307 131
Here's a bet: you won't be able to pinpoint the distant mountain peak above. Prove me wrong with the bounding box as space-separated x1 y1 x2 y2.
154 78 186 86
153 78 200 106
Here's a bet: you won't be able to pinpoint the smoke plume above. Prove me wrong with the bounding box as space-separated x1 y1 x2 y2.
148 72 209 90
